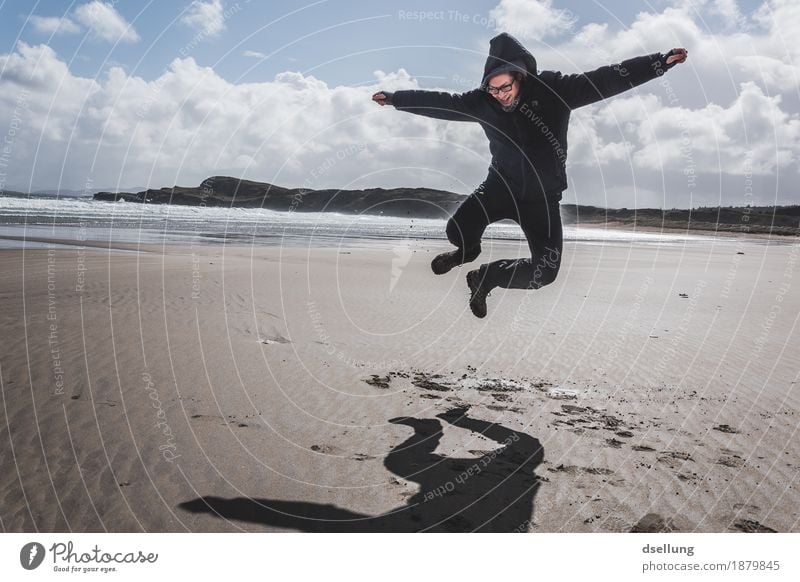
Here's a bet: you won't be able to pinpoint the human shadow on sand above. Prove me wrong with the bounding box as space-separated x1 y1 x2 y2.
179 407 545 532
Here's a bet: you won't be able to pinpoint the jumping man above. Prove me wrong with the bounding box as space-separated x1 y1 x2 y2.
373 33 687 317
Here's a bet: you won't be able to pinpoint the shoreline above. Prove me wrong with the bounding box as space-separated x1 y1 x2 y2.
1 220 792 255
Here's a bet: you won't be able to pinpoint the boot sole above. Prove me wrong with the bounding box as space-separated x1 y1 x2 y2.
466 271 488 318
431 253 459 275
431 245 481 275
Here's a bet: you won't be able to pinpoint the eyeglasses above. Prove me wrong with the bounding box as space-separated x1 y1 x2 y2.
486 78 516 95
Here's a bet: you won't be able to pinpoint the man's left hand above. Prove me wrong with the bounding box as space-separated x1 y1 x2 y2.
666 48 688 65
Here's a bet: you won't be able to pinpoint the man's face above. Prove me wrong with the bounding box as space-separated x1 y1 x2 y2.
486 73 520 107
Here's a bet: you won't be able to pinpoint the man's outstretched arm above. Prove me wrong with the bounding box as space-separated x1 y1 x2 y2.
546 48 688 110
372 88 485 122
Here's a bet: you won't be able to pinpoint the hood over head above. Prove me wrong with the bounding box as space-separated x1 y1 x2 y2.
481 32 538 88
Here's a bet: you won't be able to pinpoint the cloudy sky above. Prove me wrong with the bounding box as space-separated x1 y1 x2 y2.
0 0 797 208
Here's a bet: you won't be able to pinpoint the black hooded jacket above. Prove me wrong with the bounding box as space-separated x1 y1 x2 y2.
389 33 678 203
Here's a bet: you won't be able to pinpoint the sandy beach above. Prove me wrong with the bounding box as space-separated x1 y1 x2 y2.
1 234 798 532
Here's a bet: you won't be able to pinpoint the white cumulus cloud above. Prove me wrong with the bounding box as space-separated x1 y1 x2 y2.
29 15 82 35
73 1 140 43
181 0 226 38
489 0 577 41
0 41 488 196
242 50 267 59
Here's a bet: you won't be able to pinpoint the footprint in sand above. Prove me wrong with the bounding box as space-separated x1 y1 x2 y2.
546 464 614 476
191 414 253 429
546 387 578 400
717 454 745 468
471 378 526 393
364 375 391 389
485 404 524 413
657 451 693 465
731 518 776 533
259 334 291 345
350 453 377 461
551 405 628 434
713 424 740 434
310 444 342 455
676 471 700 483
631 513 680 533
237 320 290 344
411 372 452 392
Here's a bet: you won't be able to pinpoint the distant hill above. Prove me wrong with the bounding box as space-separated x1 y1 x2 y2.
32 186 149 197
561 205 800 236
91 176 800 235
2 186 148 198
94 176 463 219
0 190 29 198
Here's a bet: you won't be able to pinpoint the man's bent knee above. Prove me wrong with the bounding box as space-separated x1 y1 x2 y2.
445 218 467 248
527 268 559 289
446 220 481 257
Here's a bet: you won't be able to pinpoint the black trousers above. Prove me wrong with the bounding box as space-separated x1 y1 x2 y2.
445 174 563 290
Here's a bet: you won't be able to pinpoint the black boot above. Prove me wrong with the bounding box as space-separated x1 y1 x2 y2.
466 269 492 318
431 244 480 275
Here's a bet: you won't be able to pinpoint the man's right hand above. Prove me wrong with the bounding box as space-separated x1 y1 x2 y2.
372 91 392 106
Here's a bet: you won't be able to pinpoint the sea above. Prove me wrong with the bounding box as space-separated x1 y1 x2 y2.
0 195 772 250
